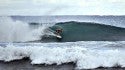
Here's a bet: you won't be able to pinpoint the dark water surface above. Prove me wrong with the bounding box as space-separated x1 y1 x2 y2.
0 58 125 70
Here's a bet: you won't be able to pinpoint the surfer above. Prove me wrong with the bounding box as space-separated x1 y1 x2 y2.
55 29 63 35
55 28 63 39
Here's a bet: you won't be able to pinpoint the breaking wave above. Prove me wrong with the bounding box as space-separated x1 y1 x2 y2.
0 41 125 69
0 17 56 42
1 16 125 42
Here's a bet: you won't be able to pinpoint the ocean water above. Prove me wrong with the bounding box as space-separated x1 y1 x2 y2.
0 16 125 69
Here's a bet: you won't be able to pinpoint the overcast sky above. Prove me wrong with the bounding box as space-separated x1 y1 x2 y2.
0 0 125 15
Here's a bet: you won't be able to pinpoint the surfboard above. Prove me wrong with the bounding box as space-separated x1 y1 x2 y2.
56 35 62 38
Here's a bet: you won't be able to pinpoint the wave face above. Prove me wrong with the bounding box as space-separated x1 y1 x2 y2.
1 41 125 69
44 21 125 42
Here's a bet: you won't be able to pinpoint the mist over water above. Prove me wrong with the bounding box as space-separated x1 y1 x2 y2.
0 17 55 42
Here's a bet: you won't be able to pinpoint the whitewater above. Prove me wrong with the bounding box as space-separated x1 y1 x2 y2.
0 16 125 69
0 16 56 42
1 41 125 69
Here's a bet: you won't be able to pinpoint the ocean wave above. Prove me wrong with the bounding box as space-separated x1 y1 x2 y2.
0 17 56 42
47 21 125 42
1 16 125 42
0 41 125 69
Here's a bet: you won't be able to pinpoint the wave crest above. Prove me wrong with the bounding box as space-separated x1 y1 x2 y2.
0 17 56 42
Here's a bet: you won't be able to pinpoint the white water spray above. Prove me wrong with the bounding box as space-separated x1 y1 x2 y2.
0 17 56 42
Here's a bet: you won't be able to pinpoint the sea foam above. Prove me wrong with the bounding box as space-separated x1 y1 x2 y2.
0 41 125 69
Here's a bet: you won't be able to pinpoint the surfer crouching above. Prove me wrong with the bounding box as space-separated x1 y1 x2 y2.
55 29 63 35
55 28 63 39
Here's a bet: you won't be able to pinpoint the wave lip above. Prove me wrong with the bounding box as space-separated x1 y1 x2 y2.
1 41 125 69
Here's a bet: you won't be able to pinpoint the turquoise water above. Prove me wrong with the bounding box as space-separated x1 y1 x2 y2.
42 21 125 42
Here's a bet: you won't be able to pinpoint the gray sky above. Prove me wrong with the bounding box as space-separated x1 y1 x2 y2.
0 0 125 15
